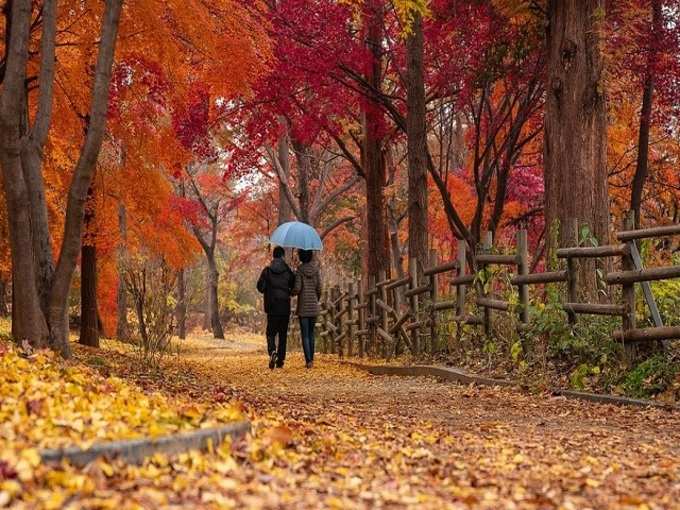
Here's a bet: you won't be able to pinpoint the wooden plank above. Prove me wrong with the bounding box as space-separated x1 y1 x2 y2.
331 292 348 308
375 298 397 318
476 297 510 312
452 315 483 325
475 253 517 265
616 223 680 242
605 265 680 285
510 270 568 285
614 326 680 342
628 241 663 327
562 302 625 316
556 244 628 259
405 320 429 332
433 300 457 311
385 275 411 291
423 259 458 276
389 311 412 334
376 327 393 344
450 274 475 286
404 283 430 298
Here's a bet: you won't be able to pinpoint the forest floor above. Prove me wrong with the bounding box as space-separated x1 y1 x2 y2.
3 330 680 509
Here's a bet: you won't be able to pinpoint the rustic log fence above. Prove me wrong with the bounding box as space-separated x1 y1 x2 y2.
315 220 680 358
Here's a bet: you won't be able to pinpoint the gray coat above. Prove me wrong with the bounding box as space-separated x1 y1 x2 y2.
293 262 322 317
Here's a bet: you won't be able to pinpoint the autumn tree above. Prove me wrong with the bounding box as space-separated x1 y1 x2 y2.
0 0 122 355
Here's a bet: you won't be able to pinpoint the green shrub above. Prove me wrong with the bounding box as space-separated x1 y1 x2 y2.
649 278 680 326
621 354 678 399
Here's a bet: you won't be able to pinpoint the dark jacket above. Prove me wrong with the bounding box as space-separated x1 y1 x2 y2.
257 258 295 316
293 262 322 318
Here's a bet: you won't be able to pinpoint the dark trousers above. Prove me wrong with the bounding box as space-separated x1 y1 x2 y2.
266 315 289 365
300 317 316 363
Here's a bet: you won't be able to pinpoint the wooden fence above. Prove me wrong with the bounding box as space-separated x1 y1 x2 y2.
315 220 680 358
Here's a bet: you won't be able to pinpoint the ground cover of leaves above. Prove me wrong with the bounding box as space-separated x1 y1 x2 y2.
0 335 243 509
3 331 680 509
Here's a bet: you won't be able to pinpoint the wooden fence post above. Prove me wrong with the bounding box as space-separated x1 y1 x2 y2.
622 212 636 362
319 290 326 353
330 286 339 355
368 275 377 356
481 231 493 336
429 249 439 354
566 218 579 324
409 257 420 354
379 269 388 357
347 281 355 358
517 229 529 326
456 240 467 319
358 278 366 357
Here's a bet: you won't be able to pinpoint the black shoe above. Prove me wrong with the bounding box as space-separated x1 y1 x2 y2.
276 363 284 369
305 361 312 369
269 352 277 370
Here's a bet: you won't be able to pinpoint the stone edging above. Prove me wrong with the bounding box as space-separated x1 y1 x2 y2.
40 420 251 467
343 361 679 411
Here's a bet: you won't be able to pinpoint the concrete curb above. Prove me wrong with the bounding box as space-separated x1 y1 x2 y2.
551 389 677 410
343 361 679 411
343 361 515 388
40 420 251 467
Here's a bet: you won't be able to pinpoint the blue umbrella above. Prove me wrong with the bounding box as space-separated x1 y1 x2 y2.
270 221 323 251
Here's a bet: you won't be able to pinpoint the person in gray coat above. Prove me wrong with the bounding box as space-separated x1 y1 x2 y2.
293 249 321 368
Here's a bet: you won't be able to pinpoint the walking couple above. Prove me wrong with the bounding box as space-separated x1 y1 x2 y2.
256 247 321 369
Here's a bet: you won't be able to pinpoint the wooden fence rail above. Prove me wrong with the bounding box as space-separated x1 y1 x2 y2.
314 219 680 359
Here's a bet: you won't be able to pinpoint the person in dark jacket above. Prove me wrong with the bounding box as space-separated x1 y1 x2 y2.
292 249 322 368
257 246 295 369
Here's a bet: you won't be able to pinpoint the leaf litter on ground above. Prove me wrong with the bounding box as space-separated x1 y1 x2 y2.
1 330 680 509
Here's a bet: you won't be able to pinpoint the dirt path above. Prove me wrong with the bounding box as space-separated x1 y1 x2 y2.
133 340 680 509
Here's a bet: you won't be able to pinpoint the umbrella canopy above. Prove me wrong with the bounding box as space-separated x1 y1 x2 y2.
270 221 323 251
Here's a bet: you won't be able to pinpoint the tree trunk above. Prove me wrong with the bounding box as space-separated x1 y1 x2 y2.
0 0 49 346
277 117 293 225
0 279 8 316
116 204 129 340
544 0 610 299
389 222 405 279
0 0 122 356
406 12 428 276
19 0 57 316
363 0 388 278
630 0 661 229
79 204 99 347
47 0 123 357
176 268 187 339
292 138 311 223
206 252 224 339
